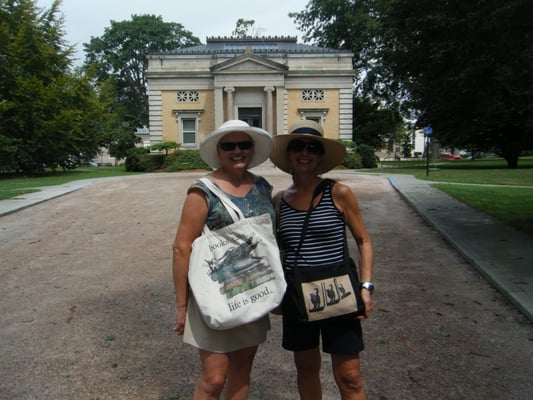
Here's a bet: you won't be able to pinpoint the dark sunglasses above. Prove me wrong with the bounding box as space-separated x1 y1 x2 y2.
218 140 254 151
287 139 324 154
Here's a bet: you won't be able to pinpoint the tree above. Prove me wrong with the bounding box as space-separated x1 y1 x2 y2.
232 19 264 37
92 77 139 164
150 141 180 156
353 97 403 149
289 0 393 102
380 0 533 168
291 0 533 168
83 15 201 131
0 0 102 172
290 0 407 154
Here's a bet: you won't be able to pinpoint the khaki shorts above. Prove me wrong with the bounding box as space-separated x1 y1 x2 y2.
183 295 270 353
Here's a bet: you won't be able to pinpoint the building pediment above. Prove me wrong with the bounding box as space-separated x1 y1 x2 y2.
210 53 288 74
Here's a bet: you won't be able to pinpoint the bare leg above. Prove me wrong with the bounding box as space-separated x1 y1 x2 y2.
225 346 259 400
294 347 322 400
331 353 366 400
193 350 229 400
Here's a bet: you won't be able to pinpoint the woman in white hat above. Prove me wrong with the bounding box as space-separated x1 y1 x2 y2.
172 120 274 399
271 119 374 400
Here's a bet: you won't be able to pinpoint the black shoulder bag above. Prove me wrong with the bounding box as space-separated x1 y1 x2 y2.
281 179 366 323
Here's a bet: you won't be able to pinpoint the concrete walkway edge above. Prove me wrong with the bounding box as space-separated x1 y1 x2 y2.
389 174 533 322
0 177 124 217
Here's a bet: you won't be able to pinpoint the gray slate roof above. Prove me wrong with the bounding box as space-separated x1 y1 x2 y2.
152 36 351 56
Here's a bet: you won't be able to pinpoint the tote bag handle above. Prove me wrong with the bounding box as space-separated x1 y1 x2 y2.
199 177 245 224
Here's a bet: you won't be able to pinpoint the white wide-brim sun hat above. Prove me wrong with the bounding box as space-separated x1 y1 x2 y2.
199 120 273 169
270 120 346 174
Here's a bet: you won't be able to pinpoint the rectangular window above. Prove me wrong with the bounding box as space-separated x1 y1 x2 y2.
182 118 196 145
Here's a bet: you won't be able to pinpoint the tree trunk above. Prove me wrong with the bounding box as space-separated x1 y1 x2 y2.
503 153 519 169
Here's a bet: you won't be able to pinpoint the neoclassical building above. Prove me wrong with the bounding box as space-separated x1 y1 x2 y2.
146 36 354 148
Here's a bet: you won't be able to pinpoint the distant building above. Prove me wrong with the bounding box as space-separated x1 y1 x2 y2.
146 36 355 148
412 129 426 157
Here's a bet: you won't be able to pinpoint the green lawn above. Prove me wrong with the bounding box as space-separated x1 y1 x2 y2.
0 166 138 200
371 156 533 236
434 184 533 237
377 156 533 185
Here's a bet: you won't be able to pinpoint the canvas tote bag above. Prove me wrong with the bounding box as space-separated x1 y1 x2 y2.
188 178 286 330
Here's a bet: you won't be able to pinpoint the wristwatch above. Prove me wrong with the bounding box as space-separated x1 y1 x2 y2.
360 282 375 294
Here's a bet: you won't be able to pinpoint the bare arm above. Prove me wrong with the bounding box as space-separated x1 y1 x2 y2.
172 188 208 334
332 182 374 318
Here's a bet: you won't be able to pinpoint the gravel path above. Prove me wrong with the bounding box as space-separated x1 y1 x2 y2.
0 171 531 399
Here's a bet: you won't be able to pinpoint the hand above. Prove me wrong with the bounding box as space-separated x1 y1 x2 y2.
173 307 186 335
357 289 373 319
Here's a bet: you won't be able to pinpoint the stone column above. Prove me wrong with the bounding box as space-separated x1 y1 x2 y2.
264 86 275 133
224 87 235 120
214 87 224 127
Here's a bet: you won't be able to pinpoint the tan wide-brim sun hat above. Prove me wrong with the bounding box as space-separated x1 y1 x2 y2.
199 120 273 169
270 120 346 174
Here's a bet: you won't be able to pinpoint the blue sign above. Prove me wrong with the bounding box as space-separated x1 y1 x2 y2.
424 126 433 135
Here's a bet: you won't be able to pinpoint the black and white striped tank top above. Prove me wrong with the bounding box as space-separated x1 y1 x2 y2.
278 181 345 267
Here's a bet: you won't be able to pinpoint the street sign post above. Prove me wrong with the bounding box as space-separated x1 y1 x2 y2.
424 125 432 176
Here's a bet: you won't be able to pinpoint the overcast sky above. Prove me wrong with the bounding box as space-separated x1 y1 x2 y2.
36 0 310 65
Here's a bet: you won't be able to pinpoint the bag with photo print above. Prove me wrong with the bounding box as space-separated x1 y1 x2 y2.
283 255 365 323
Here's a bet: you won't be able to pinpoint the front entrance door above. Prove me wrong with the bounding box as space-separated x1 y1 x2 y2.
238 108 262 128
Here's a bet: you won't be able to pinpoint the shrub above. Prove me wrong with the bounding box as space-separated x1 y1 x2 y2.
355 144 379 168
147 153 165 170
125 147 149 171
341 151 363 169
338 140 377 169
166 150 210 171
125 148 167 172
139 153 166 172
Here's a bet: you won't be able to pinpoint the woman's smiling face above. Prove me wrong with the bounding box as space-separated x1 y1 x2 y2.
287 139 324 173
217 132 255 171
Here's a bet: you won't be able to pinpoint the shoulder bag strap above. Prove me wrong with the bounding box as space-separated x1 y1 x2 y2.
273 190 284 243
199 177 245 223
293 179 332 265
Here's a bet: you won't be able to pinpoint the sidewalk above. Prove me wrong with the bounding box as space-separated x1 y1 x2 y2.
1 172 532 322
389 174 533 322
0 178 119 217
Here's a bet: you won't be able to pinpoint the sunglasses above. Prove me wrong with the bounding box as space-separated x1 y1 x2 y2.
218 140 254 151
287 139 324 154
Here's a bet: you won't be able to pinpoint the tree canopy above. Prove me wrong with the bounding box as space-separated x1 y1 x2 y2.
232 19 264 37
381 0 533 167
353 97 404 150
291 0 533 167
83 15 201 130
0 0 103 172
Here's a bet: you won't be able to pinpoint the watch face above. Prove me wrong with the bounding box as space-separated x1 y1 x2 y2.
362 282 374 293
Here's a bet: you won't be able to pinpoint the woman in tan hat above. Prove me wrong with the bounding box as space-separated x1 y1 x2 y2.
271 119 374 400
172 120 274 399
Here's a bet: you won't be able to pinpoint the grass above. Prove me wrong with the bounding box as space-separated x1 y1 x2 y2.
0 166 138 200
434 184 533 236
369 156 533 236
376 157 533 184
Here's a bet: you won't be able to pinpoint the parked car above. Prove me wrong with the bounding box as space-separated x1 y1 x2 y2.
443 154 462 160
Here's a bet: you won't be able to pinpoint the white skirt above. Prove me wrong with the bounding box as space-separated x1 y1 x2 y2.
183 294 271 353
